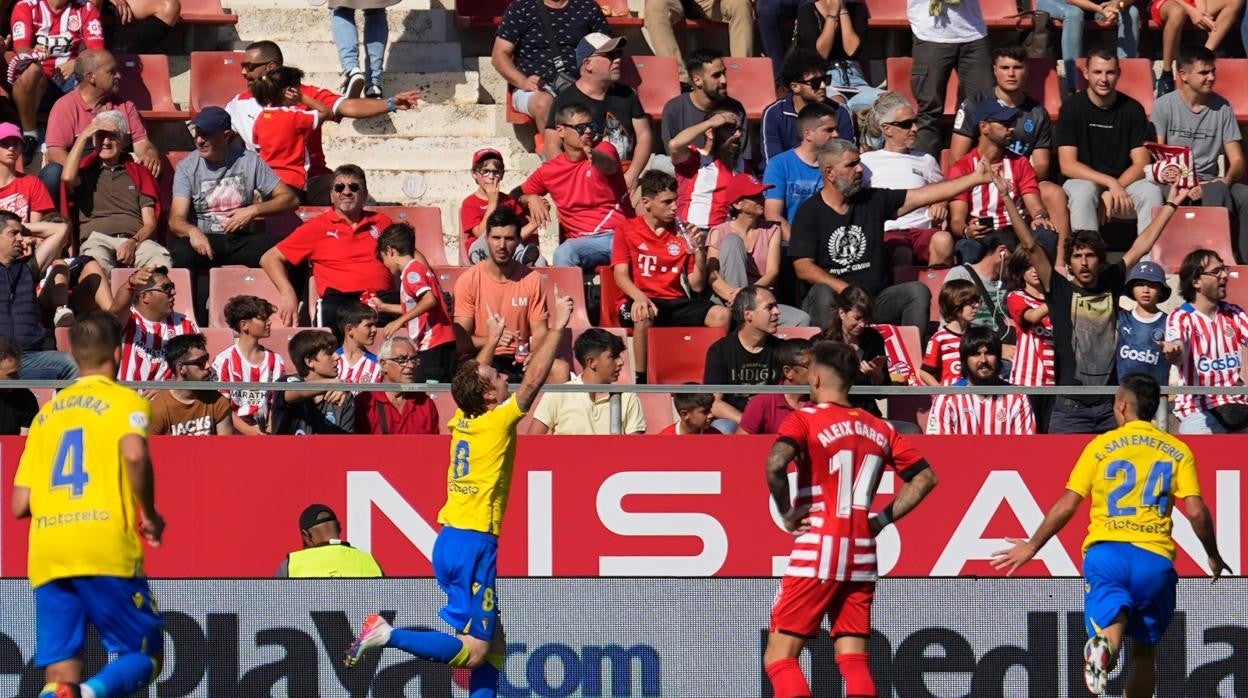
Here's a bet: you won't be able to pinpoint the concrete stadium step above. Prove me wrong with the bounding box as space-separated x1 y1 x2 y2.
242 39 465 73
359 157 540 203
228 4 454 44
322 104 501 138
321 135 517 170
303 71 481 105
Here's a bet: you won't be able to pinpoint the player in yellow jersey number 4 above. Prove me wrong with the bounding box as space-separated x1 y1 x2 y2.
346 288 576 698
992 373 1231 697
11 312 166 698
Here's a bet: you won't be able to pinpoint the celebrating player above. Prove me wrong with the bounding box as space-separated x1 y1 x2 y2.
344 288 576 696
763 341 939 698
992 373 1231 696
11 312 165 698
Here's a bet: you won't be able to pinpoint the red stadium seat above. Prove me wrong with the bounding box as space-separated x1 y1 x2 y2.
265 326 310 369
505 88 533 125
157 150 191 218
646 327 727 385
189 51 247 116
599 0 643 25
723 57 776 120
208 267 291 328
619 56 680 121
1075 58 1154 115
774 327 821 340
295 206 448 265
981 0 1028 28
110 267 194 318
454 0 508 26
115 54 189 121
885 325 930 429
536 266 591 329
571 326 634 382
433 265 470 295
1226 266 1248 308
1149 206 1234 274
200 327 236 360
1214 59 1248 123
865 0 908 28
639 392 675 433
895 266 948 325
179 0 238 24
597 264 624 328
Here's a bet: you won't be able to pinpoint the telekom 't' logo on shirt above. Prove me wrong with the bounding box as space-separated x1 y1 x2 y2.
637 255 658 277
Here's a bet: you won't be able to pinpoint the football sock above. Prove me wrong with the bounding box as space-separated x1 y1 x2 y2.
386 628 468 664
836 652 876 697
765 657 811 698
468 652 504 697
82 653 158 697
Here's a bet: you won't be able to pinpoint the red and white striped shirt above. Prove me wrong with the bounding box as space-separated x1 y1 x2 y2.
922 327 964 384
776 402 925 581
926 389 1036 435
118 309 199 382
1165 301 1248 418
875 323 921 386
212 344 287 421
947 150 1040 230
399 258 456 351
1006 290 1055 386
673 146 741 228
336 347 381 384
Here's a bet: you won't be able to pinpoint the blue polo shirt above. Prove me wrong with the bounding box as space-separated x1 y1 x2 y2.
760 94 855 167
763 149 822 223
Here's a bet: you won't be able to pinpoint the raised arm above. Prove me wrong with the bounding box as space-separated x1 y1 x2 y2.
669 112 737 165
514 289 574 413
1184 494 1231 581
897 159 990 216
994 168 1054 290
991 489 1083 575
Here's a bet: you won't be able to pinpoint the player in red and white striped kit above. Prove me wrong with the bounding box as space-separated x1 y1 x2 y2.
112 267 198 381
927 326 1036 435
1163 249 1248 434
764 341 939 698
212 295 287 434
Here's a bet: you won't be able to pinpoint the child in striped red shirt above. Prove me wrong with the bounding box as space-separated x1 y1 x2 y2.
335 301 381 386
920 279 981 385
212 295 287 435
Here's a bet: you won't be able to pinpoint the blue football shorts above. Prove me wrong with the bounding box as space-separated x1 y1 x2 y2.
35 576 164 667
431 526 500 642
1083 542 1178 646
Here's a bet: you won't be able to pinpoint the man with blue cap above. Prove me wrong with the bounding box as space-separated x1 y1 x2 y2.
1117 260 1173 386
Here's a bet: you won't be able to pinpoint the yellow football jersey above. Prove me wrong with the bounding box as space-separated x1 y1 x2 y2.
437 396 525 535
15 375 153 588
1067 420 1201 559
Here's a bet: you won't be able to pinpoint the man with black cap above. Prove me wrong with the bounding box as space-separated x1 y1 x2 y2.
168 106 299 323
544 33 651 193
275 504 383 578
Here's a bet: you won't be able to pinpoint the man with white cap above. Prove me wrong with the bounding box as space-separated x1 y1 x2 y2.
544 33 652 192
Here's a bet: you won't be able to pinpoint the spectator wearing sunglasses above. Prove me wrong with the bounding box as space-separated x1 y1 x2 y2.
544 34 652 194
111 266 199 382
262 164 397 332
760 49 855 170
520 101 633 271
460 149 541 265
354 336 440 434
148 333 235 436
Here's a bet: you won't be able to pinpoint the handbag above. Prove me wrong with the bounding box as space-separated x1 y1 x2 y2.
534 0 578 92
1018 10 1052 59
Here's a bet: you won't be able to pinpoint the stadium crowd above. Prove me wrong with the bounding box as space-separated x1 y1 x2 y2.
0 0 1244 439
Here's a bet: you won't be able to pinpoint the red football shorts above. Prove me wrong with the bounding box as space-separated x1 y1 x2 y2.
770 577 874 638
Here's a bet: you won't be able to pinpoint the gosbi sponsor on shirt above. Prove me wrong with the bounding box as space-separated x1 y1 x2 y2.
1166 301 1248 417
399 258 456 351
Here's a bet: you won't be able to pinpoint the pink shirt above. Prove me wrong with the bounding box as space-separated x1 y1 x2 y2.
707 222 779 285
45 90 148 151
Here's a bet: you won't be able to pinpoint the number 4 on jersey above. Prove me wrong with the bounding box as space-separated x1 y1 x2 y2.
51 428 88 498
829 450 884 518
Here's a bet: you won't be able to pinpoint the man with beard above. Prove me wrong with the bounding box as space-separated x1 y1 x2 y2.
790 139 991 330
927 325 1035 434
660 49 749 160
669 110 744 229
947 101 1055 265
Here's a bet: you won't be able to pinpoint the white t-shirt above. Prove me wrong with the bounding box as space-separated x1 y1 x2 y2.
860 149 944 231
907 0 987 43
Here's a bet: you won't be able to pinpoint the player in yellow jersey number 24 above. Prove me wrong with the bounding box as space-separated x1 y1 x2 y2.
11 312 166 698
345 287 576 698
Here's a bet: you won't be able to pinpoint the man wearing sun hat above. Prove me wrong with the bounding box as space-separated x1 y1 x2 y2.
544 33 652 193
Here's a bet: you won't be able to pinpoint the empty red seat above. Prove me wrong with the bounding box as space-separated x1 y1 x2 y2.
646 327 727 384
774 327 821 340
265 326 314 370
200 327 236 360
115 54 188 121
110 267 195 319
1150 206 1234 273
189 51 247 116
180 0 238 24
619 56 680 120
865 0 908 28
432 265 470 295
597 264 623 328
1213 59 1248 123
535 266 590 328
724 57 776 120
1075 58 1154 115
639 392 675 433
208 267 291 328
1226 265 1248 309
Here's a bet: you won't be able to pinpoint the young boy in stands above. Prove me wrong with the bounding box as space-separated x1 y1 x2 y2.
660 391 722 434
212 295 287 435
335 301 381 385
459 149 541 265
374 222 459 383
271 329 355 435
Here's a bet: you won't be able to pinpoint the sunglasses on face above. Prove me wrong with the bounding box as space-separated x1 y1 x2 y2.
334 182 362 193
596 49 624 61
179 355 210 369
241 61 271 71
385 355 419 364
797 76 827 89
142 284 175 296
885 118 917 129
476 168 504 177
561 122 599 136
0 139 23 151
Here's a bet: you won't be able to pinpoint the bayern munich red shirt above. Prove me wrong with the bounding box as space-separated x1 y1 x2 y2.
610 216 696 302
277 208 394 294
776 402 926 582
399 257 456 351
1165 301 1248 418
119 309 199 381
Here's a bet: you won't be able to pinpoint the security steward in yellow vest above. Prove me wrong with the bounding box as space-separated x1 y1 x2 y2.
275 503 384 577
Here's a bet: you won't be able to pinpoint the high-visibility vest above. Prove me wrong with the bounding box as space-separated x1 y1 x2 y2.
286 543 383 578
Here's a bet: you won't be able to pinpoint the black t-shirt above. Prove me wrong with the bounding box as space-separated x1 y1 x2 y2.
659 92 749 154
1055 91 1148 178
788 188 906 295
495 0 609 83
547 83 646 162
703 332 783 412
0 388 37 435
793 2 869 61
1045 261 1127 403
953 90 1053 158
